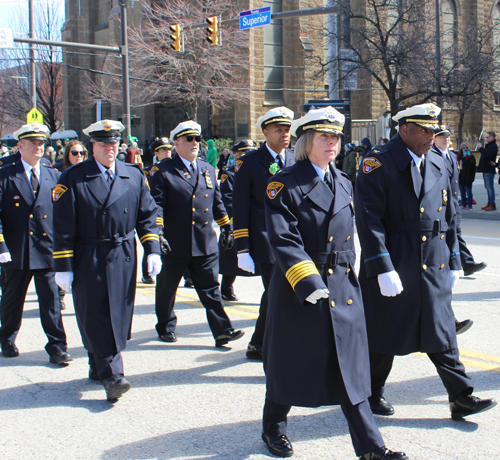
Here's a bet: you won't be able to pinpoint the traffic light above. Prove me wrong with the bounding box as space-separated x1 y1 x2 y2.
169 24 182 52
206 16 219 45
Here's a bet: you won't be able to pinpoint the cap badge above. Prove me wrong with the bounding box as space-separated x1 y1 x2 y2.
161 138 169 143
279 108 288 118
428 105 437 117
32 125 40 132
102 121 113 131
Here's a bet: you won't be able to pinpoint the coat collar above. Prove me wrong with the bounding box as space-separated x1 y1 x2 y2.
172 154 197 187
11 160 35 207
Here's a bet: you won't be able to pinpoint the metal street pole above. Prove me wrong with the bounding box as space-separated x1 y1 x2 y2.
436 0 442 122
29 0 36 109
327 0 338 100
120 0 131 140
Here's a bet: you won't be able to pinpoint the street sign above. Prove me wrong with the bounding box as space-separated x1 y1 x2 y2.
343 72 358 91
0 28 13 49
240 6 271 30
340 49 359 72
27 108 43 124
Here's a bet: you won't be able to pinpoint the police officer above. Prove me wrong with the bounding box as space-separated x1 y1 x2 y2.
218 139 259 302
149 120 244 347
53 119 161 401
141 137 173 284
0 123 71 364
355 104 496 420
261 107 407 460
432 126 485 334
232 107 295 360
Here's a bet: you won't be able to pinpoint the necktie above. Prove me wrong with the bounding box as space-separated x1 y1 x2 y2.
31 169 39 195
276 155 284 169
106 169 113 187
324 170 333 190
420 156 425 179
190 163 196 175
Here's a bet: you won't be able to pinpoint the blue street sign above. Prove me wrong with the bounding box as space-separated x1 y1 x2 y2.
239 6 271 30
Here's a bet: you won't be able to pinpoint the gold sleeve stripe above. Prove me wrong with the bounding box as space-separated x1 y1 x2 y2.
233 229 249 239
0 234 4 242
53 250 74 259
156 217 164 226
286 260 320 289
215 216 230 227
140 233 160 243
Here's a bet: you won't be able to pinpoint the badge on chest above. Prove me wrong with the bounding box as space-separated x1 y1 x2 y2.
203 169 213 188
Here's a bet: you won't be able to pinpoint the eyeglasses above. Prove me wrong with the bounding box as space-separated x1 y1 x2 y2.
94 141 119 147
185 136 201 143
70 150 85 156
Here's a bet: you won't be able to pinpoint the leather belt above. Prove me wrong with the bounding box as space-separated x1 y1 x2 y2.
309 249 355 267
384 219 448 233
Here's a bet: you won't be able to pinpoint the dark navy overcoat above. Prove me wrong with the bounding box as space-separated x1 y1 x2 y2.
263 159 371 408
52 159 160 354
355 134 461 356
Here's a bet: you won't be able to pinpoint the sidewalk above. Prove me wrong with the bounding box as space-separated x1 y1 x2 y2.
459 175 500 221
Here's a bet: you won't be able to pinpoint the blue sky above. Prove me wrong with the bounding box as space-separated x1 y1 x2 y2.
0 1 28 30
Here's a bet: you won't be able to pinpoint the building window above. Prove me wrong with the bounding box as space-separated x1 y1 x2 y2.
264 0 284 103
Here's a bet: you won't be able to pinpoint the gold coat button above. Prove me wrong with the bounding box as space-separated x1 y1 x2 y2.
29 214 33 218
438 207 442 211
422 236 427 241
329 236 333 242
455 180 458 183
205 194 208 198
347 299 353 305
29 231 33 235
15 203 19 207
331 301 335 307
205 208 209 212
346 235 351 241
422 264 427 270
440 235 444 239
204 221 208 225
43 215 47 219
192 221 195 225
440 264 445 268
328 268 333 274
420 207 425 213
42 233 47 236
192 195 195 198
192 208 196 212
346 268 351 273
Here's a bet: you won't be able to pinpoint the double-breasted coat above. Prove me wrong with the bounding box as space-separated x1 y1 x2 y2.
355 134 461 356
0 161 60 269
263 159 371 408
148 155 230 257
52 159 160 355
232 143 295 264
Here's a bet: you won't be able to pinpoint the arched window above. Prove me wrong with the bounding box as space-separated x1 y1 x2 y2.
441 0 458 69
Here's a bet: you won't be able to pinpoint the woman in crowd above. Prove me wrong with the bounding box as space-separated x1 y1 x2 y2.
458 142 476 211
59 140 88 171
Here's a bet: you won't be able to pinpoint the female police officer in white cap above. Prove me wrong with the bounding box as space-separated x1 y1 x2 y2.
260 107 406 460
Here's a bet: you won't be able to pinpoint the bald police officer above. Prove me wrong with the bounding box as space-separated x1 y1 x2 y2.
149 121 244 347
232 107 295 360
0 123 71 364
355 104 496 420
53 120 161 401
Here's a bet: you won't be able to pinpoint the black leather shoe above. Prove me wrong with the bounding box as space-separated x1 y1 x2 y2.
222 293 238 301
103 374 131 401
246 343 263 361
141 276 155 285
1 342 19 358
89 366 101 381
159 332 177 342
215 329 244 347
455 319 473 335
369 396 395 416
184 278 194 288
60 299 66 310
450 394 497 420
261 432 294 458
49 349 73 365
359 447 408 459
463 262 487 276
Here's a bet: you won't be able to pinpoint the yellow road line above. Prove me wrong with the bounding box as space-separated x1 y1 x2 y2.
414 351 500 374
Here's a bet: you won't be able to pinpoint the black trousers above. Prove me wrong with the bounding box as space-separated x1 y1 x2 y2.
263 397 384 456
88 351 123 380
220 275 236 295
155 253 233 338
251 262 273 346
370 348 473 402
0 267 67 355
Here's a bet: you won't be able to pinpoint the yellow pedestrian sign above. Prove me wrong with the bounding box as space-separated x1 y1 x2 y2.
27 108 43 124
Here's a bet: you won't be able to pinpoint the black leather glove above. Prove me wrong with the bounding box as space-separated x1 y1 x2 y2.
159 231 171 255
220 226 234 250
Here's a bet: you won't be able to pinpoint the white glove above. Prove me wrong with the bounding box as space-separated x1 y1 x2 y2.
377 270 403 297
55 272 74 292
451 270 460 289
237 252 255 274
0 252 12 263
305 288 330 304
147 253 162 277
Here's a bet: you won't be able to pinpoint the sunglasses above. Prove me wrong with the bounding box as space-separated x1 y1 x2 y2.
185 136 202 142
70 150 85 156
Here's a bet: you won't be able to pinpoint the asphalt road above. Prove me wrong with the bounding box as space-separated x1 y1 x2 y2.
1 178 499 460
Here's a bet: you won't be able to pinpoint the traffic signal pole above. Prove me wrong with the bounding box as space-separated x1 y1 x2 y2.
120 0 131 140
